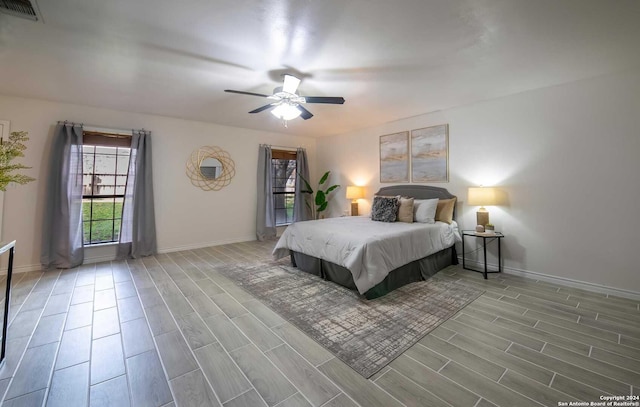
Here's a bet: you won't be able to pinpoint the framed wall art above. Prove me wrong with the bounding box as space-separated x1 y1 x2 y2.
380 131 409 183
411 124 448 183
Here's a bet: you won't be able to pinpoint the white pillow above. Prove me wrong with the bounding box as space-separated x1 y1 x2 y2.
413 198 439 223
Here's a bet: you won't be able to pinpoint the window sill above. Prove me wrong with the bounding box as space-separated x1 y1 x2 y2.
85 242 119 248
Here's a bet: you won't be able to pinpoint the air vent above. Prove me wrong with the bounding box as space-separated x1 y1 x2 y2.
0 0 40 21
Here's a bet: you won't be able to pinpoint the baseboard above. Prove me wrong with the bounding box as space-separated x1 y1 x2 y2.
458 257 640 301
1 262 43 274
1 236 257 275
156 236 257 254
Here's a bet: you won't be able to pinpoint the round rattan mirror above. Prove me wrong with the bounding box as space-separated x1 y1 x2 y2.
186 146 235 191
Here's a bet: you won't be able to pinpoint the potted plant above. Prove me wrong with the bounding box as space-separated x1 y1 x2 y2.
299 171 340 219
0 131 35 191
484 223 495 234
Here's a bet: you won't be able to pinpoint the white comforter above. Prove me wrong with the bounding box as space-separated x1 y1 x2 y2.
273 216 460 294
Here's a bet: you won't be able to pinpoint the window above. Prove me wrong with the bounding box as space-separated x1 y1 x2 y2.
82 132 131 245
272 150 297 226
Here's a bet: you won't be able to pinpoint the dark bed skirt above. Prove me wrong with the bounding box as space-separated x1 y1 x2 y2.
289 246 458 300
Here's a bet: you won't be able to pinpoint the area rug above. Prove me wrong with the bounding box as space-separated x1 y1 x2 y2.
215 261 483 378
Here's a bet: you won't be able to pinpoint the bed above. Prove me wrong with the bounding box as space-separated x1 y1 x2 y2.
272 185 461 299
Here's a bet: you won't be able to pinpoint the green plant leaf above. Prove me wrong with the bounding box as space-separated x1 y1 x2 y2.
315 190 326 206
317 202 328 212
318 171 330 185
325 184 340 194
297 173 313 194
0 131 35 191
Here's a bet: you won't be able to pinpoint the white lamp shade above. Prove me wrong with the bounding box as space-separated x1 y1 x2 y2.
346 186 365 200
468 187 497 206
271 104 302 121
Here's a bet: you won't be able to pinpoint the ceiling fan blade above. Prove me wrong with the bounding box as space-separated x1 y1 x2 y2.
302 96 345 104
297 105 314 120
249 104 275 114
225 89 271 98
282 74 301 94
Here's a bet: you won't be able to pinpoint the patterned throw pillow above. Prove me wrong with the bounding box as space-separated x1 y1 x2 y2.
371 196 400 222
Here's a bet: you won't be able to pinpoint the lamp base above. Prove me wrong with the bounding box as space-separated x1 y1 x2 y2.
476 210 489 226
351 201 359 216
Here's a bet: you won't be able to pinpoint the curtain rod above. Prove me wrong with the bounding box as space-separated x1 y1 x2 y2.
57 121 145 136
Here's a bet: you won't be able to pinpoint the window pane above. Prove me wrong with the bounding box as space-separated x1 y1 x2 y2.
90 220 115 243
116 154 130 175
115 175 127 195
95 146 117 155
275 208 288 225
273 194 285 208
91 198 115 220
286 168 297 193
114 197 124 219
83 153 94 174
275 193 295 226
272 159 297 193
82 199 92 221
93 175 116 196
83 221 91 244
83 174 93 195
114 218 121 241
94 153 116 177
285 194 294 222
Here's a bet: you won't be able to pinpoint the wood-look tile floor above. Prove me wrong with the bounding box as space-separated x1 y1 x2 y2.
0 240 638 406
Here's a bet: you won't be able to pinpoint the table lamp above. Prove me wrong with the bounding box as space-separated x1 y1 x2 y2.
468 186 497 226
346 186 365 216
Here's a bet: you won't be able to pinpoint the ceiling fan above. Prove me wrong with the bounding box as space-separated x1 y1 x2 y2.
225 74 345 125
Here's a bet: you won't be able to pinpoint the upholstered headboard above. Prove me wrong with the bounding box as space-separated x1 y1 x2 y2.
375 185 457 219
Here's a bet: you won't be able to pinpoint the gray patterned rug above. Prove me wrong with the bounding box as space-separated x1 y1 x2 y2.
216 261 482 378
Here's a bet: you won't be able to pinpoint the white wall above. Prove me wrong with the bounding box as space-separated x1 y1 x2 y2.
0 95 316 271
317 70 640 295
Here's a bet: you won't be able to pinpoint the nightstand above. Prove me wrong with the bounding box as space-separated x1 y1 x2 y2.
461 231 504 279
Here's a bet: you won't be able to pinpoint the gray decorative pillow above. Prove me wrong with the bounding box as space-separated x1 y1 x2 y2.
371 196 400 222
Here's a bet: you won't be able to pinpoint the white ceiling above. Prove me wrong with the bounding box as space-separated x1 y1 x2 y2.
1 0 639 137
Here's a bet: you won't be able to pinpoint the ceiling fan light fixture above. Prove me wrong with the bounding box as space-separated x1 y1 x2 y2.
271 103 302 121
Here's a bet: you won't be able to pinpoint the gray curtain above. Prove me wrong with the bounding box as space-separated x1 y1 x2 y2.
41 123 84 268
293 147 312 222
256 144 276 241
117 130 157 259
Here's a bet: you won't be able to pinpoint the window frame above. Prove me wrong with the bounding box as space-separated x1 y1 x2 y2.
82 132 131 245
271 150 297 227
